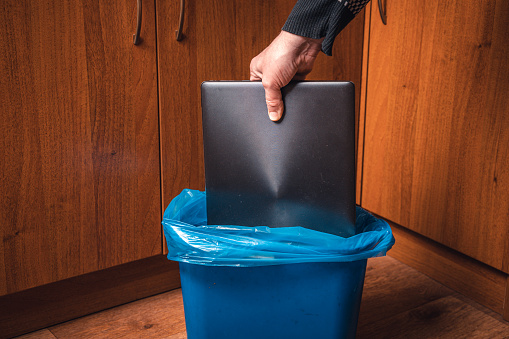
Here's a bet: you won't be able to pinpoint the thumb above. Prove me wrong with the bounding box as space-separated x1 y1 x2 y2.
262 81 284 121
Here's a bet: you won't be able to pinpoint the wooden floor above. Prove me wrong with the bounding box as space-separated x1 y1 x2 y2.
16 256 509 339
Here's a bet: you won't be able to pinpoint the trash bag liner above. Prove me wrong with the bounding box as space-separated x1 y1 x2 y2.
163 189 394 267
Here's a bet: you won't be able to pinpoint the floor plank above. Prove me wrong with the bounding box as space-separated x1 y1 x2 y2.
18 256 509 338
358 256 453 325
387 221 507 314
167 332 187 339
14 329 57 339
357 295 509 339
48 289 185 338
453 292 508 324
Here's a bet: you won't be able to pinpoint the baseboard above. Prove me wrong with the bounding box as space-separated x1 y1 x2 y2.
383 219 508 320
504 277 509 321
0 255 180 338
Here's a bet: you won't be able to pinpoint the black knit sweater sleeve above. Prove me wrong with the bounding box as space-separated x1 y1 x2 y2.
282 0 370 56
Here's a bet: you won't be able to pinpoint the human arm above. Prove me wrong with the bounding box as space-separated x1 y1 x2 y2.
250 0 370 121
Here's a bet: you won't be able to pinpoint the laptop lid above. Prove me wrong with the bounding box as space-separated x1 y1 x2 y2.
201 81 356 237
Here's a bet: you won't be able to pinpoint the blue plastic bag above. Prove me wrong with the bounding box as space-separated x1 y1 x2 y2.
162 189 395 267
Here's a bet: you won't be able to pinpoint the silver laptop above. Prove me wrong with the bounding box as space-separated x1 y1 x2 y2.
201 81 356 237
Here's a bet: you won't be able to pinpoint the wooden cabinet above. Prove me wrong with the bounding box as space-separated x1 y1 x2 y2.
0 0 161 295
359 0 509 272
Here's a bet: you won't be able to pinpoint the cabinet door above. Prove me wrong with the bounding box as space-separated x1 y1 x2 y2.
156 0 365 211
0 0 161 295
361 0 509 271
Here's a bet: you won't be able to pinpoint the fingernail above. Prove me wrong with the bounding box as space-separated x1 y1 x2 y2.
269 111 279 121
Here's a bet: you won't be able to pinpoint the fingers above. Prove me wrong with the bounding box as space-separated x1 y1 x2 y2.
262 80 284 121
250 58 262 81
250 72 261 81
251 56 284 121
250 65 262 81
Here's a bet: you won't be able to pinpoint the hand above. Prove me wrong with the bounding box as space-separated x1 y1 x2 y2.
250 31 324 121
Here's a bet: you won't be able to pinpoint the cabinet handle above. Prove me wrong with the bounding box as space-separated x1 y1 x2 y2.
133 0 142 45
378 0 387 25
175 0 185 41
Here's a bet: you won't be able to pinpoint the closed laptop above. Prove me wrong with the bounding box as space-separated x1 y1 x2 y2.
201 81 356 237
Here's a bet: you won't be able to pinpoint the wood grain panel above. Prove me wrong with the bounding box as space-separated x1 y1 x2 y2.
361 0 509 271
0 256 180 339
156 0 204 209
157 0 365 216
0 0 161 295
386 217 507 315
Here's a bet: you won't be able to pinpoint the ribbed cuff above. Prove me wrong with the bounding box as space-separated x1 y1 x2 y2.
322 5 355 55
282 0 355 56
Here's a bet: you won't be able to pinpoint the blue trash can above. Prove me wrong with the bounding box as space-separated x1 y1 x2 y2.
163 190 394 339
180 261 367 339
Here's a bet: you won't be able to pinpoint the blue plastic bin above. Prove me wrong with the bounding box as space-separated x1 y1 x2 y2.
179 260 367 339
162 190 394 339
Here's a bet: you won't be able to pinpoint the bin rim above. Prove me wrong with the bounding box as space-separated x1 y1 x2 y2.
162 189 395 267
